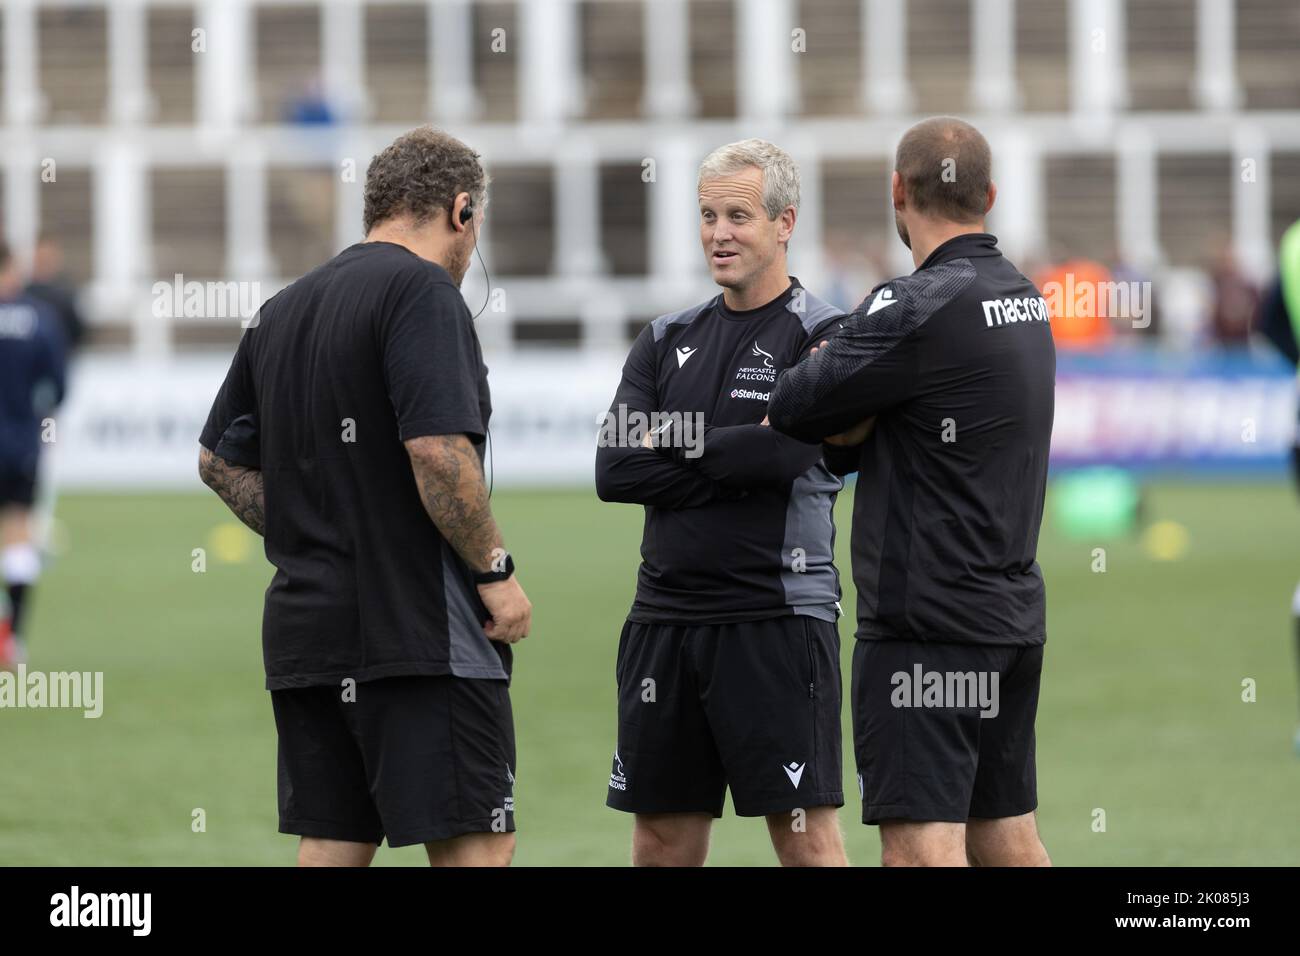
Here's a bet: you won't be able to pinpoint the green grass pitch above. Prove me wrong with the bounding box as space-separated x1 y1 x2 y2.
2 481 1298 866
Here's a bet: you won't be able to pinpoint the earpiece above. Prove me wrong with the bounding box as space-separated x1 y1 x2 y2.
458 194 491 495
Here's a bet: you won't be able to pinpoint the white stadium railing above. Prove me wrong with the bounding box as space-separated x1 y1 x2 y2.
0 0 1297 357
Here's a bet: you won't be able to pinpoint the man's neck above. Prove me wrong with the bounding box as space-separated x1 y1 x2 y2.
366 221 452 270
908 220 985 269
722 267 792 312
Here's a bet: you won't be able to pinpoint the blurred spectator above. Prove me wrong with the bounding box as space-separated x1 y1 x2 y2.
24 235 85 353
1207 244 1260 347
284 76 338 126
1033 256 1114 350
0 240 67 666
1258 218 1300 365
1254 217 1300 754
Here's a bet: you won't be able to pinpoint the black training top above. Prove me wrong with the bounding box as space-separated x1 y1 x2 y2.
200 241 508 689
769 234 1055 646
596 278 845 625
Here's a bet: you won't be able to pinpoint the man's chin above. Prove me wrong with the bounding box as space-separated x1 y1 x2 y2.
710 266 745 289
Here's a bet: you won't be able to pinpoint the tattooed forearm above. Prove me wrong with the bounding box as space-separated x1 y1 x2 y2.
198 446 266 535
405 434 503 574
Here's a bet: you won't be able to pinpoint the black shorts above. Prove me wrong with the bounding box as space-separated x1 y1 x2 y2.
271 674 516 847
0 462 36 507
851 638 1042 825
607 615 843 818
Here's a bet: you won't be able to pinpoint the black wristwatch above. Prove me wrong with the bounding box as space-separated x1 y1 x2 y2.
473 552 515 585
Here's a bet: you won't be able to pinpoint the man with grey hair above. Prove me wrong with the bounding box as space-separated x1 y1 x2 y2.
596 139 849 865
200 126 531 867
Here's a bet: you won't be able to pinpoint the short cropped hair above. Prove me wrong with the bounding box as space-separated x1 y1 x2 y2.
895 116 992 223
363 126 489 234
697 138 801 220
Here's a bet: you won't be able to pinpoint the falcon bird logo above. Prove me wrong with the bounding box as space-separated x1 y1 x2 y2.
752 342 774 368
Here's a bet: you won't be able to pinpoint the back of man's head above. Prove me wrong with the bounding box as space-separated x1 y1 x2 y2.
363 126 489 235
895 117 992 224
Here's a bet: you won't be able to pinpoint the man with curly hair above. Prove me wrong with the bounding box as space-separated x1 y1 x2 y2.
199 126 532 866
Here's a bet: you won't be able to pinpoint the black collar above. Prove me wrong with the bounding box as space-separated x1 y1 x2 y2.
716 276 802 318
917 232 1001 270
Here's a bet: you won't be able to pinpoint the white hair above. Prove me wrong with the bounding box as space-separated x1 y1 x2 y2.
697 138 801 220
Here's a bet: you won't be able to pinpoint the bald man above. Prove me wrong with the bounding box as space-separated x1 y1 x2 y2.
770 117 1055 867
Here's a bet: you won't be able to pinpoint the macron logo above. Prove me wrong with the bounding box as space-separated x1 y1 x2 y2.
866 288 898 315
676 346 698 368
783 761 806 789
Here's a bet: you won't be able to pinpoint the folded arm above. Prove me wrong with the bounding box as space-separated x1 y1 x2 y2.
595 326 734 509
198 446 265 535
656 422 823 487
768 301 923 444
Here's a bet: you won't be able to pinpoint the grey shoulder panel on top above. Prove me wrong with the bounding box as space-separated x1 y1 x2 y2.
902 257 979 325
786 288 843 333
651 297 716 341
860 258 978 327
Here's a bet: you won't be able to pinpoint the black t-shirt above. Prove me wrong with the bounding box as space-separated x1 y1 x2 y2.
595 279 845 625
200 241 508 689
769 233 1055 646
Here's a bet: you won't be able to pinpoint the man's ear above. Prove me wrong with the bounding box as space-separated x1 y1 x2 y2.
985 181 998 216
778 205 797 245
891 170 905 211
452 192 472 232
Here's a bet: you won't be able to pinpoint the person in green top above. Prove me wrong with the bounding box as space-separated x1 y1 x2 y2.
1258 218 1300 755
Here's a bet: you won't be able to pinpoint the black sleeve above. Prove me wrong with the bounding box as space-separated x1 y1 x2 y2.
56 286 86 350
796 312 847 354
35 313 68 410
768 300 925 444
660 423 822 487
821 442 863 477
380 273 486 443
792 312 865 476
1258 278 1298 367
199 329 261 468
595 326 735 508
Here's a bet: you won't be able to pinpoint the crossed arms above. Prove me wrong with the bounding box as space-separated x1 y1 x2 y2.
593 329 825 508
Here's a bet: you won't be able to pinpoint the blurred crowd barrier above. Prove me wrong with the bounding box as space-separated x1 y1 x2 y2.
43 346 1295 491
